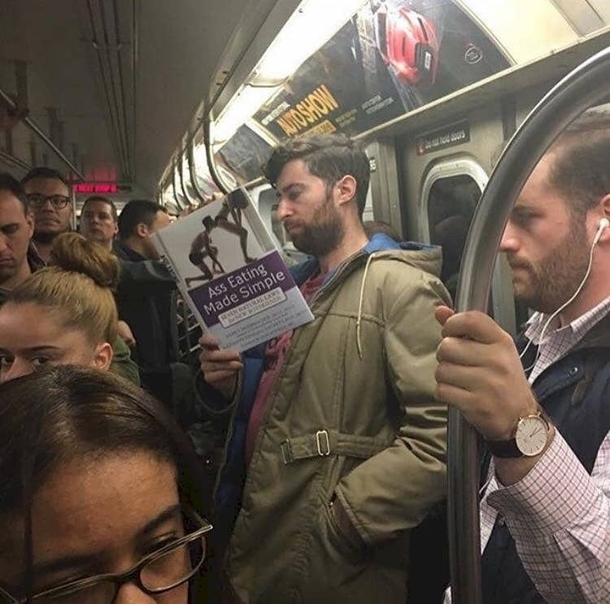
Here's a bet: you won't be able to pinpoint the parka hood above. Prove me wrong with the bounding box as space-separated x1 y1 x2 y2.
365 233 443 278
291 233 443 285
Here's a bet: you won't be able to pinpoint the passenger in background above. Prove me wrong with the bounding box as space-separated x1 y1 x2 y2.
115 199 175 376
20 167 72 264
79 194 139 347
363 218 401 241
434 214 468 301
117 198 171 262
436 112 610 603
0 365 214 602
200 133 450 603
79 194 118 250
0 231 138 384
0 173 35 302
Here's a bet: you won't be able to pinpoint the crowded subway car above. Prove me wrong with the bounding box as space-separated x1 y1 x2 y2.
0 1 609 602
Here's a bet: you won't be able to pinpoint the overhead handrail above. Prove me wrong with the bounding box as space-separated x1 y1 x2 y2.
449 45 610 604
187 136 206 204
171 161 184 211
177 153 193 206
0 87 85 181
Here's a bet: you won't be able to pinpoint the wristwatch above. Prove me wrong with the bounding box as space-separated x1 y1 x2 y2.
486 410 551 458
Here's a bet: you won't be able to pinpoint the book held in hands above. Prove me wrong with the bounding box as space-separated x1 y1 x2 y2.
151 188 314 351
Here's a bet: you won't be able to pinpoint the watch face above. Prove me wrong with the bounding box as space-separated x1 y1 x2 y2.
515 416 548 457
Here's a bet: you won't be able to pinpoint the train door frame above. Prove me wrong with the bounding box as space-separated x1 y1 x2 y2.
419 155 517 334
365 139 403 236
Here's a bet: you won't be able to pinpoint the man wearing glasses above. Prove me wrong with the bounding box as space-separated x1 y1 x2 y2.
20 167 73 264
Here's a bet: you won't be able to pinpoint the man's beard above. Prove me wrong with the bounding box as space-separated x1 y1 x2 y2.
288 197 345 258
507 219 591 314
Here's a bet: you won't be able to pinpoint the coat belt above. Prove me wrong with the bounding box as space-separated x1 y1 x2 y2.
280 429 388 465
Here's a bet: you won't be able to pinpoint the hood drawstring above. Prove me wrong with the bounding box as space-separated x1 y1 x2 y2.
356 253 376 360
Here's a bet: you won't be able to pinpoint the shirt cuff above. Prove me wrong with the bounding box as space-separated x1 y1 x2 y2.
487 432 598 533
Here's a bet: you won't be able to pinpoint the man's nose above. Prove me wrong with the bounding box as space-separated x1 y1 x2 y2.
499 225 519 253
0 236 8 254
39 198 56 212
275 199 291 220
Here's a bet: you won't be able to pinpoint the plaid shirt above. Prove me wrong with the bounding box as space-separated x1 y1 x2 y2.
525 296 610 383
445 298 610 603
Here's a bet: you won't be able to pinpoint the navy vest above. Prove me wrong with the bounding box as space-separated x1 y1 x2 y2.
481 330 610 603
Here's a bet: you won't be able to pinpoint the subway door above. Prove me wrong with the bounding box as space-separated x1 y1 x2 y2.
400 118 518 336
417 157 517 335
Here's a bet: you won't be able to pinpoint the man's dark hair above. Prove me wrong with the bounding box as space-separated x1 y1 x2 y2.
0 172 29 212
262 133 370 216
20 167 70 188
118 199 166 239
82 195 118 221
549 110 610 218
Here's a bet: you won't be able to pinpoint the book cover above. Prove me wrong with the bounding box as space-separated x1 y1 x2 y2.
152 188 314 352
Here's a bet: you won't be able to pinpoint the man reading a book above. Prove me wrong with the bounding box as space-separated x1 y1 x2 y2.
199 133 450 604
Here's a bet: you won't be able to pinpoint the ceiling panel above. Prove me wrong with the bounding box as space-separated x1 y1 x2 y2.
0 0 251 194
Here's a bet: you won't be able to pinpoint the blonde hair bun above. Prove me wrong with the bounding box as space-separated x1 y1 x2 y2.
50 232 120 290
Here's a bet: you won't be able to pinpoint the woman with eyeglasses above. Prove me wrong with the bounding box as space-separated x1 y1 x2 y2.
0 365 214 603
0 231 138 384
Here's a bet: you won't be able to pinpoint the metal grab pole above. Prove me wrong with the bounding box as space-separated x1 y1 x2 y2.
449 46 610 604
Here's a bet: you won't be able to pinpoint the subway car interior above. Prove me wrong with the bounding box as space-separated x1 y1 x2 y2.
1 0 610 602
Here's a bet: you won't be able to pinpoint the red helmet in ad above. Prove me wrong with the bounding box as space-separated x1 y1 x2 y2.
375 5 439 87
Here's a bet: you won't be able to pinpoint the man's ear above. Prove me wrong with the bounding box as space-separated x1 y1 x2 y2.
135 222 149 239
335 175 358 207
92 342 113 371
25 212 34 238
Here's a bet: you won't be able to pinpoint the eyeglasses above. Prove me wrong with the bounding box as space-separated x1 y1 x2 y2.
26 194 71 210
0 509 212 604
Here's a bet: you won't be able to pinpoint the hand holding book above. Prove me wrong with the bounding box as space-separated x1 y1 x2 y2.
198 333 243 399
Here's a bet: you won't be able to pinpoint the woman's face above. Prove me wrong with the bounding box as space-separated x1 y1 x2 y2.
0 452 190 603
0 302 112 382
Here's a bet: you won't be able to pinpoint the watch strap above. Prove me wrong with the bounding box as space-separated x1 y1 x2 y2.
485 437 522 458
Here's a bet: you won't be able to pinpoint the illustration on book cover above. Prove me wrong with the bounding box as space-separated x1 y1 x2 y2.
152 188 313 351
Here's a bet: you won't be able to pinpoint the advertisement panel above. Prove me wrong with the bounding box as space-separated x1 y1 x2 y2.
252 0 509 140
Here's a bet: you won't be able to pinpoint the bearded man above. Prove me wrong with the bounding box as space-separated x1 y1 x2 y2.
199 134 451 603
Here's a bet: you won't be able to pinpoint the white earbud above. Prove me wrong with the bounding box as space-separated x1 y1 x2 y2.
593 218 610 246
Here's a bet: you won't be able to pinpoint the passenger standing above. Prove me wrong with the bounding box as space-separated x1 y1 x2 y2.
20 167 73 264
79 194 119 250
0 231 139 383
200 134 450 603
115 199 174 370
436 112 610 603
0 173 35 302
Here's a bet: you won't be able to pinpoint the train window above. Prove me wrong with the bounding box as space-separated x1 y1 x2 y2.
420 158 488 300
420 157 518 334
428 173 480 295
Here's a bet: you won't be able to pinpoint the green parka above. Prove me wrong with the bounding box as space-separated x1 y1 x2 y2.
224 245 451 603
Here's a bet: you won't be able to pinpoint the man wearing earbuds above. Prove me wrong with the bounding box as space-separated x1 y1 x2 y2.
437 110 610 603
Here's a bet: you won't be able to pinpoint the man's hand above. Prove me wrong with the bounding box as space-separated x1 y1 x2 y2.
117 320 137 348
434 306 538 441
199 333 243 398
